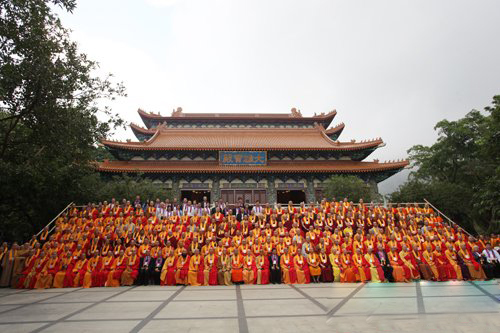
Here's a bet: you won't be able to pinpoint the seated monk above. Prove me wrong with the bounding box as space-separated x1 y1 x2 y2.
217 248 232 286
204 248 218 286
364 247 385 283
231 249 244 284
280 248 296 284
242 252 256 284
188 249 203 286
53 252 74 288
175 249 190 285
160 250 176 286
255 249 269 284
106 250 127 287
121 249 140 286
34 252 59 289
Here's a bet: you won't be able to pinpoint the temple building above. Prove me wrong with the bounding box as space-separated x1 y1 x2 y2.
98 107 408 204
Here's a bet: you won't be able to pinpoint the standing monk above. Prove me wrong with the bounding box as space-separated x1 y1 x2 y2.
175 249 190 285
121 249 139 286
106 250 127 287
231 249 244 284
217 248 232 286
242 252 256 284
204 248 218 286
188 249 202 286
256 249 270 285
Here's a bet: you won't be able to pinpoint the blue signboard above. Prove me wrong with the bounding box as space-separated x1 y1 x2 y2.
219 151 267 166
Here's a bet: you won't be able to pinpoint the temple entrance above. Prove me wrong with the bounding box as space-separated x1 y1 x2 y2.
277 190 306 204
180 190 211 204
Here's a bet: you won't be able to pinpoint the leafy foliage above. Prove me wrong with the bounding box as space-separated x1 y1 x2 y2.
0 0 126 242
323 175 379 203
86 174 172 204
390 96 500 233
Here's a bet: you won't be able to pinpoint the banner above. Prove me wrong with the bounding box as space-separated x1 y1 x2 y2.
219 151 267 166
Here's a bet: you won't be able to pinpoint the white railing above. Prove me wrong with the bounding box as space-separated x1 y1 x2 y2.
36 202 74 236
423 198 471 236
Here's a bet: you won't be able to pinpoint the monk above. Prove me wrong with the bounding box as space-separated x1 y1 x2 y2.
388 247 406 282
411 244 433 281
217 248 232 286
53 252 73 288
34 252 59 289
17 251 38 288
458 244 483 280
188 249 202 286
160 251 176 286
20 251 46 289
340 249 356 282
175 249 190 285
83 252 101 288
231 249 244 284
203 248 218 286
319 248 333 282
121 249 140 286
0 243 18 287
95 251 114 287
71 253 88 287
399 245 420 281
307 250 321 283
445 244 463 280
255 249 269 284
433 246 451 281
294 253 308 284
352 248 369 282
106 250 127 287
422 245 439 281
280 248 296 284
364 247 385 283
328 249 341 282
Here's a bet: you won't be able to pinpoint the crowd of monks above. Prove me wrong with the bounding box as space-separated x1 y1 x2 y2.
1 198 499 289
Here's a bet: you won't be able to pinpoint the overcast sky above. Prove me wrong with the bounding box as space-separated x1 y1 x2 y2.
58 0 500 194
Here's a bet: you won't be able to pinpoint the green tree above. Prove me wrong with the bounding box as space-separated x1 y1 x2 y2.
88 174 172 204
0 0 125 242
323 175 379 203
390 96 500 233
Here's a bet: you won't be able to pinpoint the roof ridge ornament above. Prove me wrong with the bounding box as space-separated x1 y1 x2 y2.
171 107 183 117
290 107 302 118
157 121 168 132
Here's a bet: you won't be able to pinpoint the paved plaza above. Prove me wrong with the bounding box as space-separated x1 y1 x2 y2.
0 280 498 332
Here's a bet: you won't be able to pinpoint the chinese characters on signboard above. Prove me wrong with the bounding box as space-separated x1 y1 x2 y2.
219 151 267 166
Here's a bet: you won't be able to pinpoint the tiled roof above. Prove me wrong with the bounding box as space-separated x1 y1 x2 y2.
324 123 345 135
102 126 383 151
97 160 409 174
